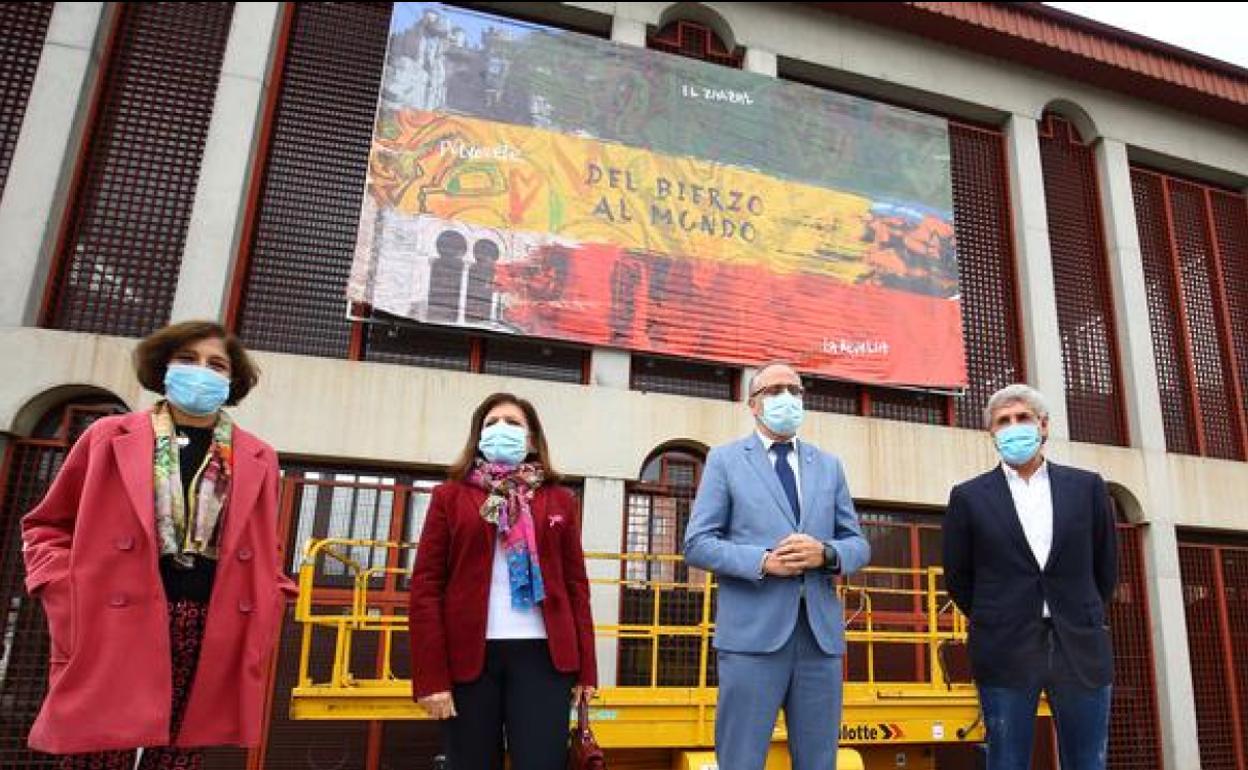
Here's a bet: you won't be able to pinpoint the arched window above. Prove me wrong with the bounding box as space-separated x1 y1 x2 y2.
625 443 705 583
647 18 742 69
619 443 710 686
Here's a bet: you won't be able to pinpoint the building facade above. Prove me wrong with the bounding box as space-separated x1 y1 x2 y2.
0 2 1246 769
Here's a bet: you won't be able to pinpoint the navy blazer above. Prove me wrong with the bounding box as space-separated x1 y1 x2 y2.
942 461 1118 688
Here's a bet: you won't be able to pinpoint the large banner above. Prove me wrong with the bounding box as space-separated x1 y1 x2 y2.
349 3 967 388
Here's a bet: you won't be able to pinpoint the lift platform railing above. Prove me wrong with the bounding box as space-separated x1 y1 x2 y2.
291 538 990 746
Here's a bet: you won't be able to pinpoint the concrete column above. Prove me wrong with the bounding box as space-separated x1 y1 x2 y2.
1141 513 1202 769
1097 140 1196 764
1095 138 1166 452
582 476 627 687
740 367 759 403
590 349 631 389
170 2 283 323
0 3 107 327
743 47 777 77
1005 113 1070 439
610 16 646 47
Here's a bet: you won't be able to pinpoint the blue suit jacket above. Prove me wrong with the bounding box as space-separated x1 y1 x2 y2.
683 434 871 655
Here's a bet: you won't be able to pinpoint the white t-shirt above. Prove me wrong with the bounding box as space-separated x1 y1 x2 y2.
485 537 548 639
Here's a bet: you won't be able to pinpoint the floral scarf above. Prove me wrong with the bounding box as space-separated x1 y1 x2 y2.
152 401 233 567
469 459 546 609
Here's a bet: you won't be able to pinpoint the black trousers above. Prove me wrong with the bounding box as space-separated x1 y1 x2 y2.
445 639 575 770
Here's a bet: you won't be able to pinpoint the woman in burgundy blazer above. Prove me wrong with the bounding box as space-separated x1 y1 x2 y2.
409 392 597 770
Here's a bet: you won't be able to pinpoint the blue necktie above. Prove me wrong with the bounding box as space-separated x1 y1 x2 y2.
773 442 801 522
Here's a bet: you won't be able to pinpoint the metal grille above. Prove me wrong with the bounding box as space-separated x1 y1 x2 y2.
620 449 713 688
949 121 1025 428
362 317 588 383
0 3 52 199
0 443 66 770
868 387 948 426
1132 170 1200 454
1167 181 1244 460
1038 114 1127 446
848 511 946 685
234 2 391 358
1208 193 1248 456
804 376 860 416
289 472 398 589
263 604 371 770
379 720 443 770
1107 522 1164 770
269 469 441 770
1131 169 1248 460
1224 548 1248 770
0 402 126 769
363 318 473 371
631 355 736 401
41 3 234 337
1222 549 1248 770
647 19 742 68
480 337 587 384
1179 541 1246 770
1212 192 1248 436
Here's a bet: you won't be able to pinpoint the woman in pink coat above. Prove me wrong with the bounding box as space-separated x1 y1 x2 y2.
21 320 297 769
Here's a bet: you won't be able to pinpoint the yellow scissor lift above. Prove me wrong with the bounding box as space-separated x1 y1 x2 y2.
291 539 1006 770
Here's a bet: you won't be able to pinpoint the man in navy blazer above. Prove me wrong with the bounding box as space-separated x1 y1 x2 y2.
684 362 871 770
943 384 1118 770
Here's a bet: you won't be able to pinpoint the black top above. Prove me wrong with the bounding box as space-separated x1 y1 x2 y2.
159 425 218 603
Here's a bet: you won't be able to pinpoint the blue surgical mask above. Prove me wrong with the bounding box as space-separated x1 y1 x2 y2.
995 423 1043 466
164 364 230 416
479 422 529 466
760 392 804 436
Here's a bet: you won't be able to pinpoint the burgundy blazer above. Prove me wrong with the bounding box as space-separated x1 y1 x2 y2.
409 480 598 698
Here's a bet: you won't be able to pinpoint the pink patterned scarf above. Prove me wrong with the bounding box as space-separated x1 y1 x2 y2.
469 459 546 608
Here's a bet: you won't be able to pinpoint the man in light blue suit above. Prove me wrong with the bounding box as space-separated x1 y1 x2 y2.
684 362 871 770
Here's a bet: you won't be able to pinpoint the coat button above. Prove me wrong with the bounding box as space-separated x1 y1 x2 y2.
115 536 135 551
108 594 128 608
238 599 254 613
236 547 253 561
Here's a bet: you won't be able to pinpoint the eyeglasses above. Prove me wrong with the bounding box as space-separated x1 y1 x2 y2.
750 383 805 399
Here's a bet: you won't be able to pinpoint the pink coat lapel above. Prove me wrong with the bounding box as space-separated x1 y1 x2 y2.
111 413 157 550
224 427 266 554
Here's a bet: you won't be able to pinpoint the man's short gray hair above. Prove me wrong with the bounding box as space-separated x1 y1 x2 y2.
747 361 797 398
983 384 1050 430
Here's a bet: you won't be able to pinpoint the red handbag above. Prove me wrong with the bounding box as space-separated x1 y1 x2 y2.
567 692 607 770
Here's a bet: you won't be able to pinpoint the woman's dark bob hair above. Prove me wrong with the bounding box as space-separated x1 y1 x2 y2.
133 321 260 406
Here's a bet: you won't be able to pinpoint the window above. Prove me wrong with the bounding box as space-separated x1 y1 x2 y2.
1039 112 1127 446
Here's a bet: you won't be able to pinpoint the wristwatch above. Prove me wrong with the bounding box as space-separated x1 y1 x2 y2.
822 542 840 573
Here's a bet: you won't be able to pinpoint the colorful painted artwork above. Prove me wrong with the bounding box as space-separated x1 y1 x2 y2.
349 3 965 387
